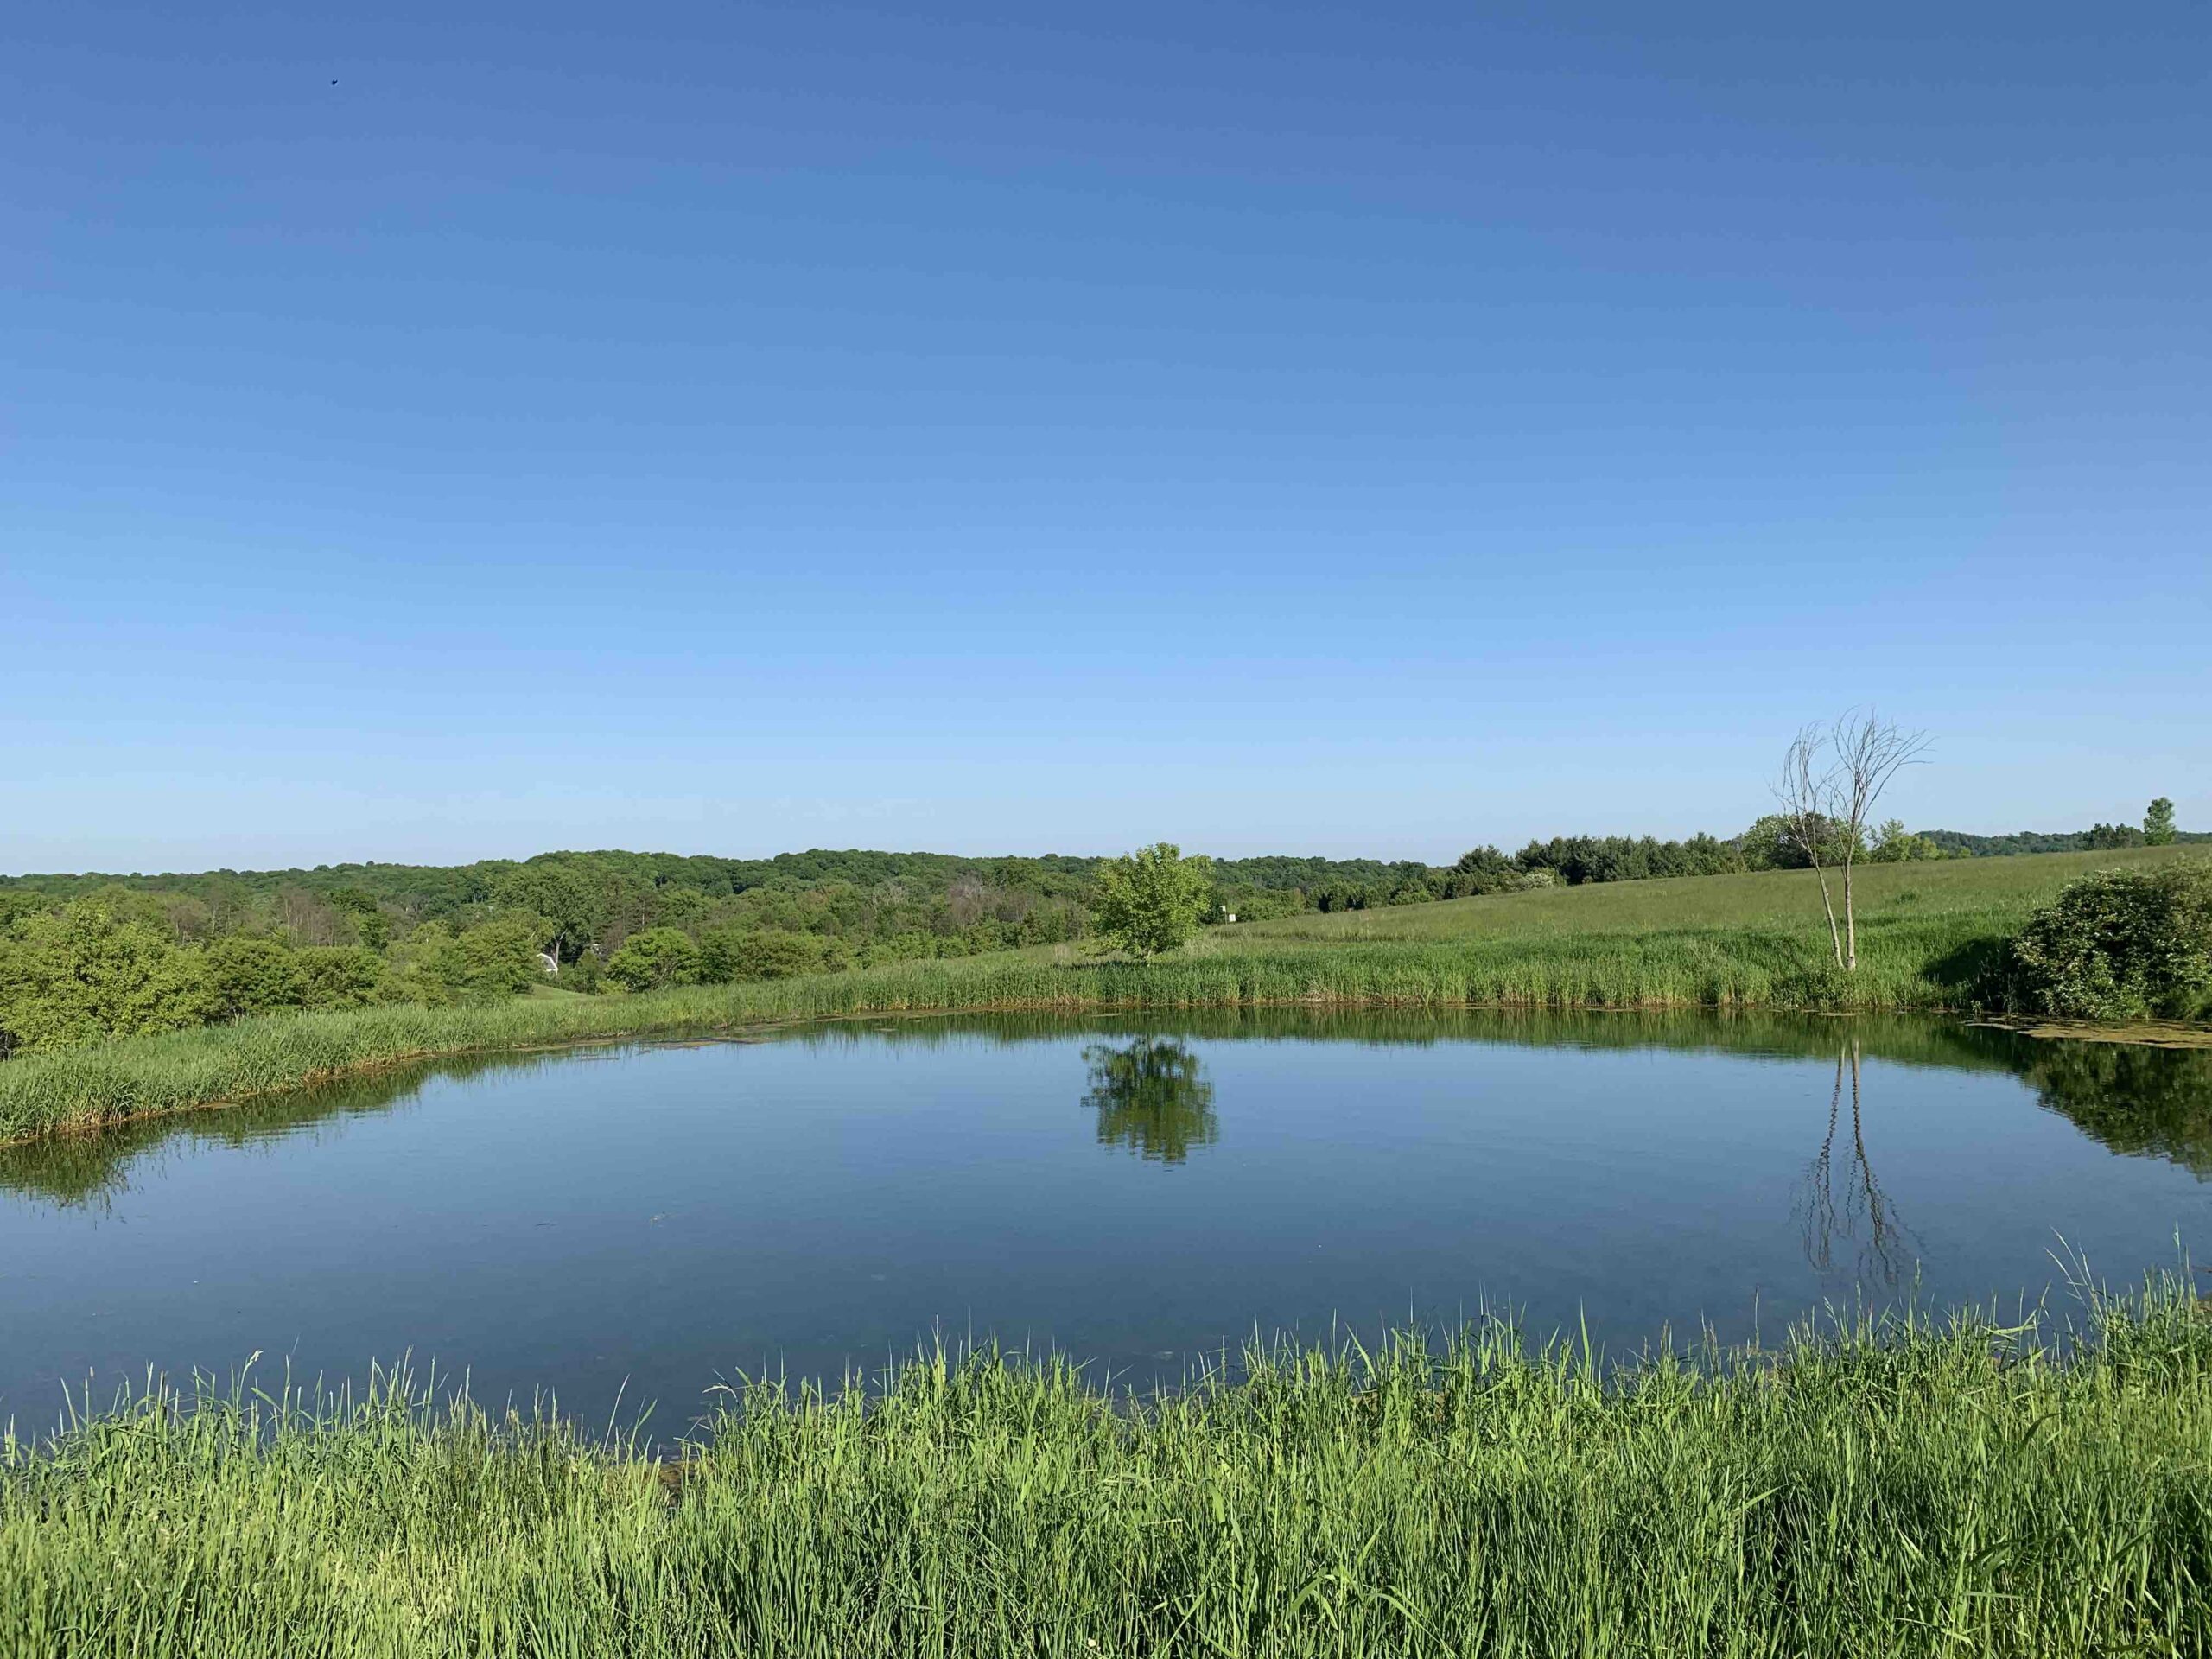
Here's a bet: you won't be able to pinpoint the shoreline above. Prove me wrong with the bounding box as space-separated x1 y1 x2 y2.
9 1276 2211 1656
4 957 2203 1152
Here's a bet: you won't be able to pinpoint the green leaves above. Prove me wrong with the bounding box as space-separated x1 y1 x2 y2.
2008 863 2212 1020
1089 844 1215 963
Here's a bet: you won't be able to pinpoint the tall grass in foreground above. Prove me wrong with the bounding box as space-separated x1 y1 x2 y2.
8 1276 2212 1657
0 916 2012 1145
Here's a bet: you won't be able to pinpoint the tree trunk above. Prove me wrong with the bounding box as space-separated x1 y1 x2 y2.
1841 853 1857 970
1811 862 1845 969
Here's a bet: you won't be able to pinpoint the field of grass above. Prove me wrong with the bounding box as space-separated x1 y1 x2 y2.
3 844 2202 1148
7 1275 2211 1658
1231 842 2199 944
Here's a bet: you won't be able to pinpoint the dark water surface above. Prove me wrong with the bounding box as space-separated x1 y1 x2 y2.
3 1012 2209 1431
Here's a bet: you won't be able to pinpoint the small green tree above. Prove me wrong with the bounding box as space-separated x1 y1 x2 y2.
296 945 390 1009
604 925 702 992
0 901 213 1054
1090 843 1214 962
201 935 309 1020
1869 819 1944 863
2145 797 2177 847
698 926 836 984
389 919 544 1004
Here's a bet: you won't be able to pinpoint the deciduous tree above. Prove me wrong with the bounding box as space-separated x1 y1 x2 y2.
1090 843 1214 962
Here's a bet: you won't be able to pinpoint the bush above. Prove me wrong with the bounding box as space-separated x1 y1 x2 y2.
296 945 391 1010
200 936 309 1020
2008 863 2212 1020
389 920 547 1004
604 926 702 992
698 927 841 983
0 902 213 1054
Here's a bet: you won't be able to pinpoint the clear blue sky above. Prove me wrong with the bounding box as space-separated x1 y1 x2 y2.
7 3 2206 873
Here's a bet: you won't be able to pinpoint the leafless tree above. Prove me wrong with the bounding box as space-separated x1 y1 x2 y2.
1830 710 1930 970
1775 727 1847 969
1774 711 1929 970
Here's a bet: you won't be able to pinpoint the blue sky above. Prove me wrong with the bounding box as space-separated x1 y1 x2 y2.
7 3 2206 872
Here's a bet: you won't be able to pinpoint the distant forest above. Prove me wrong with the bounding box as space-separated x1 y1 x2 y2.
2 817 2200 1057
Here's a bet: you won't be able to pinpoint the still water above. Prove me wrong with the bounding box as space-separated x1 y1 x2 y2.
3 1011 2209 1429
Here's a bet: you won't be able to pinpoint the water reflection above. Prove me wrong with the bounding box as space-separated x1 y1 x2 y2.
4 1013 2210 1207
1796 1037 1919 1285
1083 1039 1217 1165
0 1049 567 1209
2011 1040 2212 1178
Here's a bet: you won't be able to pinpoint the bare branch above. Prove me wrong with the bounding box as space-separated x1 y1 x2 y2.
1772 722 1847 969
1829 709 1931 839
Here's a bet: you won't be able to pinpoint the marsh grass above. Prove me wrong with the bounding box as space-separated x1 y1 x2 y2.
8 1275 2212 1656
6 847 2204 1147
0 931 1948 1145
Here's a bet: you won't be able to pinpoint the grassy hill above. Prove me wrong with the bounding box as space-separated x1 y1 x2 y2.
1226 842 2197 944
3 844 2204 1147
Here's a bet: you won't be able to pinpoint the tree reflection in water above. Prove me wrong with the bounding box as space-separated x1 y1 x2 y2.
1796 1035 1922 1286
1082 1039 1217 1165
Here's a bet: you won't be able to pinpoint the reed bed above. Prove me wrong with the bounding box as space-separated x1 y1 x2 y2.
0 914 2026 1146
7 1275 2212 1657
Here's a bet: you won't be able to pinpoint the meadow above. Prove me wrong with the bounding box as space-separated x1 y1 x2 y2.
2 843 2201 1148
7 1274 2211 1657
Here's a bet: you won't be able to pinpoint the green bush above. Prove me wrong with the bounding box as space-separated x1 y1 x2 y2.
388 920 546 1004
698 925 842 982
200 936 309 1020
605 926 702 992
295 945 391 1010
0 902 214 1055
2008 862 2212 1019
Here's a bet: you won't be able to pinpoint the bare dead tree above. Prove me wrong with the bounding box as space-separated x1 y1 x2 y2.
1774 712 1930 971
1830 710 1930 971
1774 726 1847 969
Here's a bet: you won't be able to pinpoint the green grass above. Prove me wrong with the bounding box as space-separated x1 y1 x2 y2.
1233 842 2200 944
8 1274 2212 1657
3 845 2203 1148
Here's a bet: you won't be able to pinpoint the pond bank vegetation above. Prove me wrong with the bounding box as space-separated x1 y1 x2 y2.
7 1273 2212 1657
4 851 2205 1149
0 929 2034 1146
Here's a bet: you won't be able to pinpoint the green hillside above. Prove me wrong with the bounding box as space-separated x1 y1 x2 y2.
1229 842 2202 944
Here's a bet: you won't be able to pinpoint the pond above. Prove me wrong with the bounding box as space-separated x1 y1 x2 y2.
3 1011 2209 1433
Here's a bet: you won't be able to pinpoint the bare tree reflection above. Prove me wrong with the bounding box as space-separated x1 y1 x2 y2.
1083 1039 1217 1165
1797 1035 1921 1285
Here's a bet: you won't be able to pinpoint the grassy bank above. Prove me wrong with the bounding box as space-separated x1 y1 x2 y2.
5 846 2202 1147
0 925 1983 1146
8 1277 2212 1657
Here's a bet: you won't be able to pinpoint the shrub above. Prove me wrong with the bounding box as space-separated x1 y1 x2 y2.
0 902 213 1054
698 927 840 983
389 920 547 1004
200 935 309 1020
296 945 391 1010
2008 863 2212 1020
605 926 703 992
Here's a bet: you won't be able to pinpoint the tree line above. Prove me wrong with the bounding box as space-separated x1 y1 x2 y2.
3 793 2192 1058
